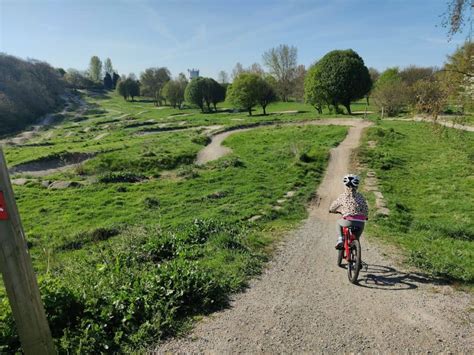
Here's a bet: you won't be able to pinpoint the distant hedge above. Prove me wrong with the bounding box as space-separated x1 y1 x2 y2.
0 53 65 136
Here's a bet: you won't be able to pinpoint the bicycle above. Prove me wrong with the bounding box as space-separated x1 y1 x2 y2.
331 211 364 284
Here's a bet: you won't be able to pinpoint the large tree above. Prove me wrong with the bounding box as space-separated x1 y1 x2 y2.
103 58 114 76
371 68 408 117
185 77 207 112
304 49 372 114
441 41 473 112
255 76 277 115
227 73 260 115
231 62 245 81
116 77 140 101
217 70 229 84
88 56 103 83
162 79 186 108
209 79 226 110
292 64 306 102
140 67 171 105
262 44 298 101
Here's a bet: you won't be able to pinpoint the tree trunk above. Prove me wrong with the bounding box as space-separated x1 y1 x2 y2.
263 105 267 115
248 107 252 116
344 103 352 115
213 103 217 111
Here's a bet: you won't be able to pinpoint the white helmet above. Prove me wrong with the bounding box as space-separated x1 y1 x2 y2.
343 174 360 188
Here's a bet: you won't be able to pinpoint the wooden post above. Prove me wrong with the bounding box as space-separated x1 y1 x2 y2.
0 147 55 354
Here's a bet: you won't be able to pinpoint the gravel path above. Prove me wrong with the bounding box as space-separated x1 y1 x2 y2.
196 118 366 165
158 120 473 353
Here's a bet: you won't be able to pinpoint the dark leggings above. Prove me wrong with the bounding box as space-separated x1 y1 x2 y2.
336 219 365 239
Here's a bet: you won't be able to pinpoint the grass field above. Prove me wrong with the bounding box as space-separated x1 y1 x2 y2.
358 121 473 283
0 91 350 352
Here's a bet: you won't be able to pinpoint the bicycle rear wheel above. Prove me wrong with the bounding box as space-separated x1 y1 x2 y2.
347 239 361 284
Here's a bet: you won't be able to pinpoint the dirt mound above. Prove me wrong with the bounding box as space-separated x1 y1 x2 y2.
9 152 93 177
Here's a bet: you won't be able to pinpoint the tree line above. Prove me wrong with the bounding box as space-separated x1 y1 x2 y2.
0 53 65 135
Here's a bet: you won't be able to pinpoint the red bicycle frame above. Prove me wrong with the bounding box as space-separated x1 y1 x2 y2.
342 226 356 261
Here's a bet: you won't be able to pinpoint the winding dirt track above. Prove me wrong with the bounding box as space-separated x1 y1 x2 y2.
158 119 473 353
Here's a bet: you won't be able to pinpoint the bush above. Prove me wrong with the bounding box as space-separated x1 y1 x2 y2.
0 220 259 353
98 172 145 183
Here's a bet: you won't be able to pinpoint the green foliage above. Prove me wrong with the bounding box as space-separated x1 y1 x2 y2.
116 78 140 101
227 73 260 115
185 77 207 112
0 53 65 135
0 220 257 353
372 68 408 117
304 49 371 114
1 89 353 351
88 56 103 83
359 122 474 282
140 67 171 105
255 77 277 115
161 80 185 108
98 171 145 183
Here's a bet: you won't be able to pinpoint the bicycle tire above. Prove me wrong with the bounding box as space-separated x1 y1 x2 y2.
337 249 344 267
347 239 361 284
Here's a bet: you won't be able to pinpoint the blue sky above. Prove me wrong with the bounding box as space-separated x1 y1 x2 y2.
0 0 469 79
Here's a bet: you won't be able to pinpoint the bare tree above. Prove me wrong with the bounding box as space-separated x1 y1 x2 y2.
231 62 244 81
217 70 229 84
104 58 114 76
88 56 103 83
262 44 298 101
292 64 306 102
248 63 264 76
441 0 472 40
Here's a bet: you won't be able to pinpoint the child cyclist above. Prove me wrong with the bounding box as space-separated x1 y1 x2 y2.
329 174 368 249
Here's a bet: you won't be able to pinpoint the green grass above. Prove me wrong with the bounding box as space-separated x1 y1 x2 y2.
358 121 473 282
0 90 349 352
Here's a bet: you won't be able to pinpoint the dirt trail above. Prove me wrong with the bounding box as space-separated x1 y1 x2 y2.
391 116 474 132
158 120 472 353
196 118 365 165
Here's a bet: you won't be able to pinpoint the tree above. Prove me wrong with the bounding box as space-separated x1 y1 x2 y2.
371 68 408 117
0 53 65 135
104 58 114 76
441 0 472 40
304 49 372 114
162 80 185 108
128 79 140 101
116 80 128 100
140 67 171 105
262 44 298 101
116 77 140 101
103 73 113 90
255 77 277 115
231 62 244 81
292 64 306 102
412 79 448 118
248 63 264 76
64 69 95 89
440 41 474 112
112 72 120 89
88 56 103 83
209 79 226 110
400 65 436 86
368 67 380 84
227 73 260 115
217 70 229 84
185 77 207 112
305 64 327 114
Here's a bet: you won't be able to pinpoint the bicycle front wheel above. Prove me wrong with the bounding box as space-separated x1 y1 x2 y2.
347 239 361 284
